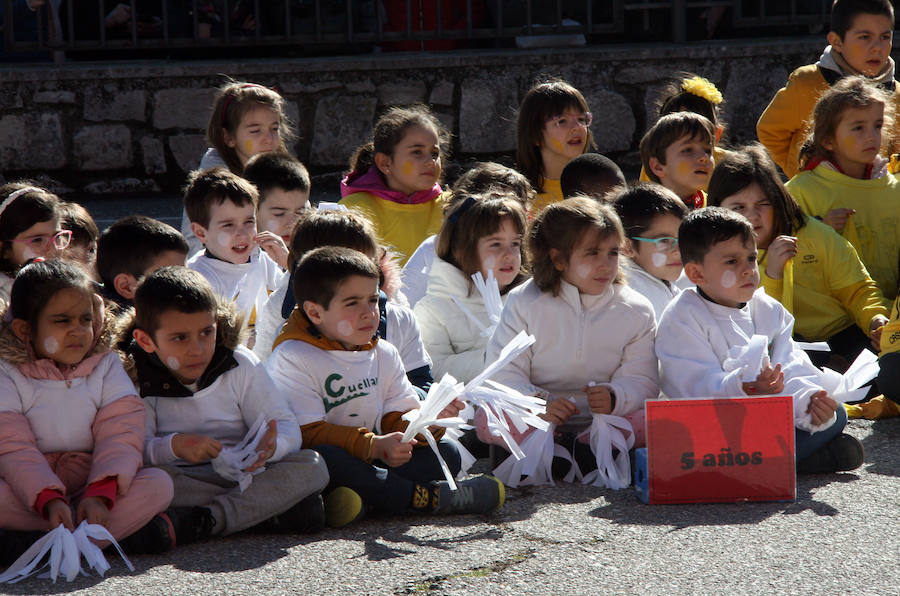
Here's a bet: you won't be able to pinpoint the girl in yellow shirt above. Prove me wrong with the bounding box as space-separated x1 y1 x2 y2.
708 143 888 369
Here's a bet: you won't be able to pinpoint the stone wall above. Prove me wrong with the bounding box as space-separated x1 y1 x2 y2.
0 38 832 195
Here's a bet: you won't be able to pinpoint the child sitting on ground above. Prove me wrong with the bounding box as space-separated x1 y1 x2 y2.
185 168 286 346
639 111 716 210
560 153 627 200
612 183 689 321
122 266 329 542
757 0 900 178
266 247 504 526
242 151 311 270
97 215 189 311
0 260 174 564
655 207 864 474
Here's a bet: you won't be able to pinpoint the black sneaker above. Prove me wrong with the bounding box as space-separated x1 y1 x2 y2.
0 529 45 565
118 514 176 555
430 475 505 515
797 433 865 474
255 494 326 534
163 506 216 545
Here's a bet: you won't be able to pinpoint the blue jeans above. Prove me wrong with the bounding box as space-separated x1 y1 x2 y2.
795 404 847 462
313 440 461 514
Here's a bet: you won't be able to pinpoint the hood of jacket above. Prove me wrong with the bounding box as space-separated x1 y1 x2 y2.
340 166 442 205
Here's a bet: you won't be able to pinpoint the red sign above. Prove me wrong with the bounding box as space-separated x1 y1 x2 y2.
637 396 796 504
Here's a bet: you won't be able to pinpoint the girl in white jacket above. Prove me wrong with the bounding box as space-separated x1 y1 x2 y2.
486 197 659 477
414 192 529 383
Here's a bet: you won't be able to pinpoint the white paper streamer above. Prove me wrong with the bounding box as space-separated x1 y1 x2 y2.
577 414 634 490
211 414 269 492
817 348 879 404
466 380 548 460
471 270 503 338
723 334 770 383
796 341 831 352
0 522 134 584
491 423 581 487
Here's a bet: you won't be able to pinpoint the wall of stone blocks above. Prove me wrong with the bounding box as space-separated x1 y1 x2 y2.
0 39 829 195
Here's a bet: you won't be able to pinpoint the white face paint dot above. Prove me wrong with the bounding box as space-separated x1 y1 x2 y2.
651 252 668 268
216 232 232 249
482 255 496 272
166 356 181 371
721 270 737 288
575 264 592 279
22 247 37 261
337 320 354 337
43 336 59 355
266 220 279 234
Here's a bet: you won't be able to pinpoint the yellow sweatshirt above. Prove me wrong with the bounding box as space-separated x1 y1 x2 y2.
531 178 563 214
759 215 888 341
339 191 447 266
758 64 900 178
786 165 900 301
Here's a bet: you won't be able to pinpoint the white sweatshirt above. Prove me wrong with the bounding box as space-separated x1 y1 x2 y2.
655 287 836 433
401 234 437 308
414 257 501 383
266 339 420 430
621 259 680 323
486 278 659 433
143 345 300 466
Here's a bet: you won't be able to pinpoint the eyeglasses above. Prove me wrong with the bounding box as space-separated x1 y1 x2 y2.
8 229 72 251
631 236 679 252
547 112 593 129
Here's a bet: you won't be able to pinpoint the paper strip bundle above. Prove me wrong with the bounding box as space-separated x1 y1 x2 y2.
471 270 503 338
0 522 134 584
818 348 880 404
577 414 635 490
211 414 268 492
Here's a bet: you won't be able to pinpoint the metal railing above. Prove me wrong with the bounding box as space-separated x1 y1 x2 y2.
1 0 833 61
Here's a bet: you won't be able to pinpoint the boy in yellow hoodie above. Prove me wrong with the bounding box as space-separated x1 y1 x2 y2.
757 0 899 178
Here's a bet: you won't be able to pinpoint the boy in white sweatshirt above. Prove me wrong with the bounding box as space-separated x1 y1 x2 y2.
124 266 329 543
655 207 864 474
267 247 504 526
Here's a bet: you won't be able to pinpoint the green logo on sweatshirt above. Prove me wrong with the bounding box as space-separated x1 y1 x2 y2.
322 373 377 412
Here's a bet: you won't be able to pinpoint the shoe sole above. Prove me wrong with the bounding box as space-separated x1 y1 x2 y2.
493 478 506 512
324 487 364 528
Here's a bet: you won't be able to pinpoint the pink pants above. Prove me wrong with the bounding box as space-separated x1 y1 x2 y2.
0 453 173 542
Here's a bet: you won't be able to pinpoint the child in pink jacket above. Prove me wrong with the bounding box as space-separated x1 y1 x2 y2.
0 259 173 564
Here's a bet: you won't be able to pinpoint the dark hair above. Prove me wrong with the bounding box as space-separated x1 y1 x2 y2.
515 79 596 190
134 266 218 339
436 192 529 295
678 207 756 266
347 104 449 181
287 209 379 271
611 183 688 247
656 73 724 127
831 0 894 39
0 182 62 276
529 197 624 296
206 80 294 174
8 259 96 331
293 246 379 310
243 151 310 200
97 216 189 290
800 75 892 167
451 162 535 209
706 144 807 243
560 153 627 200
183 167 259 229
59 202 99 249
639 112 716 184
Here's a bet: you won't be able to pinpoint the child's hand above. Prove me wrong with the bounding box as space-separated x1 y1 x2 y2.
584 384 613 415
45 499 74 531
371 432 414 467
742 363 784 395
823 208 856 233
76 496 110 528
539 399 578 426
764 236 798 279
807 390 838 426
869 315 889 350
437 398 464 420
247 420 278 472
172 433 222 463
254 231 288 269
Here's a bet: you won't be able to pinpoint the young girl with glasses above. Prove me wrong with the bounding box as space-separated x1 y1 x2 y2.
0 183 71 304
515 79 596 214
611 183 689 322
708 143 888 370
